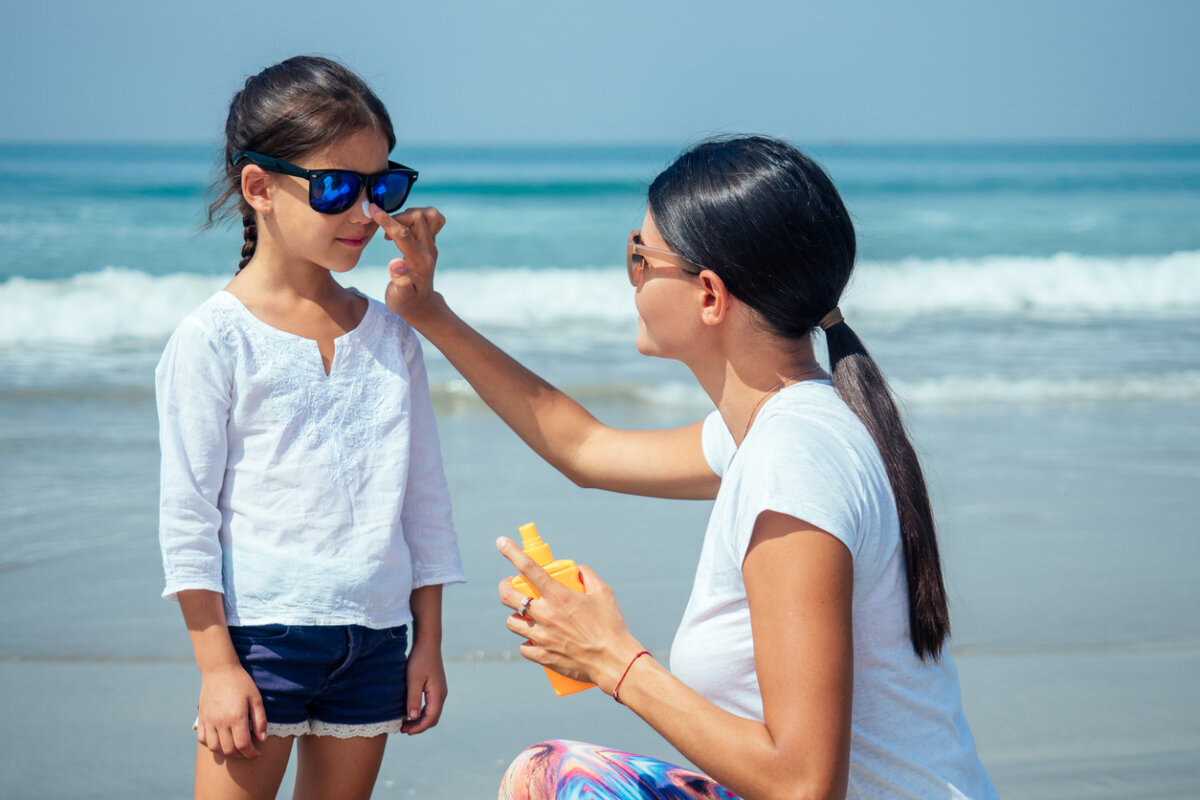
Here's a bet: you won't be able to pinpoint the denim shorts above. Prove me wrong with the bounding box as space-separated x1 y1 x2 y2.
227 623 408 738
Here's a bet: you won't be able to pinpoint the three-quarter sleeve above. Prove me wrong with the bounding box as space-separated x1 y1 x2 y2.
397 325 466 589
155 317 232 601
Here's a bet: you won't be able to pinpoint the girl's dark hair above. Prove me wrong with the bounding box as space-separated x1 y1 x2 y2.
649 135 951 660
205 55 396 270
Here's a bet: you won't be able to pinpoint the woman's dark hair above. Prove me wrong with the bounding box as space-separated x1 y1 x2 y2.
649 135 951 660
205 55 396 270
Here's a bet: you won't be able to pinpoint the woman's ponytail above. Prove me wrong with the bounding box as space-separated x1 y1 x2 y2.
824 317 950 659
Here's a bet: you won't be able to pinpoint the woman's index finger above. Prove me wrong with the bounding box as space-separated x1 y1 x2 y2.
496 537 556 595
369 203 412 239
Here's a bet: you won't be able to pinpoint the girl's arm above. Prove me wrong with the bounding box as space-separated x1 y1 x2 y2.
158 321 265 757
401 584 447 735
178 589 268 760
495 509 853 800
373 206 720 501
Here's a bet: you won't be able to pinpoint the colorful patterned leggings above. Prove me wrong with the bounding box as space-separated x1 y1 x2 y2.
499 739 742 800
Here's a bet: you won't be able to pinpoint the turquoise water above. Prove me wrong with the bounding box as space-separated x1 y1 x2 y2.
2 140 1199 628
3 141 1200 575
3 137 1199 610
5 141 1200 284
3 141 1199 396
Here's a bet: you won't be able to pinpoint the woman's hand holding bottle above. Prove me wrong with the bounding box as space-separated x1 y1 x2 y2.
496 536 646 695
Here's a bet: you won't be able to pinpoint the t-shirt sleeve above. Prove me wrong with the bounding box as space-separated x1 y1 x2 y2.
155 317 231 601
397 323 466 589
701 409 736 477
727 420 862 564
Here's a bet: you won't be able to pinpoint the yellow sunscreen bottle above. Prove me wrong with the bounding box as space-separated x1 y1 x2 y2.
510 522 595 696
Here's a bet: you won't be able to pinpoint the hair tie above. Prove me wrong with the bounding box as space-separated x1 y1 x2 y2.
818 307 844 331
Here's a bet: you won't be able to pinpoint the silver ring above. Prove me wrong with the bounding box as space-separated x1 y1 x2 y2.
518 596 533 617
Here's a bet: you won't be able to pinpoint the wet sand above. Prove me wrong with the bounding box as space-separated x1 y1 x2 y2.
2 400 1198 798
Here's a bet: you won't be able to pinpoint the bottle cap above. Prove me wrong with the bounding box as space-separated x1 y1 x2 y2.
519 522 554 566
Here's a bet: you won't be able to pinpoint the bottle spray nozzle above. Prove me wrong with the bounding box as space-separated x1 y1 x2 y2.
518 522 554 566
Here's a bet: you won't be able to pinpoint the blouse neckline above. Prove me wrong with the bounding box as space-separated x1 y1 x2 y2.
216 289 379 377
217 288 378 344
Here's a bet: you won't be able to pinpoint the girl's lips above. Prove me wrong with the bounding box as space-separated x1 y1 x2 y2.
338 224 377 249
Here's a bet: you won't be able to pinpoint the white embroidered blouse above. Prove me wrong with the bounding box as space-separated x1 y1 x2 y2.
155 290 465 628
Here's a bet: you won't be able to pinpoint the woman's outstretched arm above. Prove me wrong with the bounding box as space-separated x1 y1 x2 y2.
373 205 719 500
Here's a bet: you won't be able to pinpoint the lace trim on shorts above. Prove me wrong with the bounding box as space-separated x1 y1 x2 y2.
269 718 406 738
194 717 406 739
264 720 313 738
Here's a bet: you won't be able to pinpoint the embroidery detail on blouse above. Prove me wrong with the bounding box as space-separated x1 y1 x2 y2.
212 295 409 487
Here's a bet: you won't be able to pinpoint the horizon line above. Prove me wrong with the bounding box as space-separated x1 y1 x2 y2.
2 135 1199 149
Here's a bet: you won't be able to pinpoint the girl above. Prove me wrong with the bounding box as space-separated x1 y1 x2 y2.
156 56 464 800
377 136 999 799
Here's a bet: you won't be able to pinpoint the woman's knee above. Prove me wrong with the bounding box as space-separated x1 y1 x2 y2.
499 740 583 800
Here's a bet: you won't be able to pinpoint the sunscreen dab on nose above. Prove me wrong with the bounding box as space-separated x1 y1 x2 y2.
361 199 371 217
510 522 595 696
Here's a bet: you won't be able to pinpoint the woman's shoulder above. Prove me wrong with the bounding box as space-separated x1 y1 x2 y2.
706 382 866 475
748 381 885 479
760 381 865 443
735 381 897 555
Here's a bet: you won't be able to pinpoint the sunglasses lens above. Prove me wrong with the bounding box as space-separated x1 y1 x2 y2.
371 172 413 213
311 172 362 214
625 252 641 286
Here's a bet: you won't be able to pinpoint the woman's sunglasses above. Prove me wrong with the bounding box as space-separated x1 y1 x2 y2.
626 230 704 287
231 151 419 215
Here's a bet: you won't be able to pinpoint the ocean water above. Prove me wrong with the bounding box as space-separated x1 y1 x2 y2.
3 138 1200 639
2 142 1200 798
2 141 1198 399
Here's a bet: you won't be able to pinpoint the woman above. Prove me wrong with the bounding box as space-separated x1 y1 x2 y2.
375 136 998 800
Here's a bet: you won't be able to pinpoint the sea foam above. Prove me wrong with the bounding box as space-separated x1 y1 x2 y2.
4 250 1199 346
0 268 225 345
846 250 1200 318
428 372 1200 411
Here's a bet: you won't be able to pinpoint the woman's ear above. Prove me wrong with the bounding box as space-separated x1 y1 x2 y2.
240 165 273 216
697 269 733 326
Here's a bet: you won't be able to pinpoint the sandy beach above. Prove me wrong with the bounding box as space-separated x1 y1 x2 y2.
2 397 1198 799
3 649 1198 799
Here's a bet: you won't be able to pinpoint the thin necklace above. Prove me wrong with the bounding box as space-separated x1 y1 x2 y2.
743 365 824 440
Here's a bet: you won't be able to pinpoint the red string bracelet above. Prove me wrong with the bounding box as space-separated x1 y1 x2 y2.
612 650 650 705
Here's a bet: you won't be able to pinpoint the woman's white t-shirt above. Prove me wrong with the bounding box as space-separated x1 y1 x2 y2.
156 290 465 629
670 380 998 800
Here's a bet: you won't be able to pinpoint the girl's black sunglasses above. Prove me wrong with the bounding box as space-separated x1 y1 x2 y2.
231 151 418 215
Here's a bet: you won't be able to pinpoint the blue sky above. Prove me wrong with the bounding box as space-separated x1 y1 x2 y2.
4 0 1198 144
